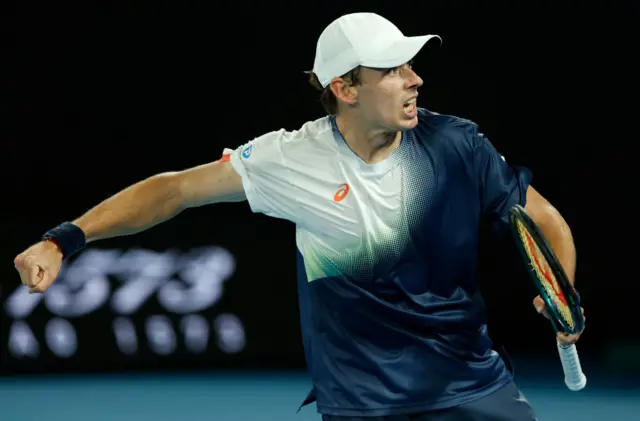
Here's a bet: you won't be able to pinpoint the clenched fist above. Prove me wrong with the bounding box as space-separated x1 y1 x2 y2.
532 295 585 346
14 240 64 294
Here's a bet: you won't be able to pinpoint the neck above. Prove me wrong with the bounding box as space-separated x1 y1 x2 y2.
335 113 401 165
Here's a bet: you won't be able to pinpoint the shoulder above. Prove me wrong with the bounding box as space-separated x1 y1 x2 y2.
414 107 483 149
237 117 335 169
252 116 334 149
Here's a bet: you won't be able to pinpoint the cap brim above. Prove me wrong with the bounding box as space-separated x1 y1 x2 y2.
361 34 441 70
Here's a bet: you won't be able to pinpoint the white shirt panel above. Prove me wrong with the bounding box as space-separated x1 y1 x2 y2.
229 116 415 284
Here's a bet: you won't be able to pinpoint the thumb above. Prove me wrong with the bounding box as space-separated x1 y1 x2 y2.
28 269 50 294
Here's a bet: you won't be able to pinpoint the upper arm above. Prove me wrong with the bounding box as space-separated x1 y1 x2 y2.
524 186 563 229
174 159 247 209
226 129 303 222
173 126 298 212
523 186 548 219
472 126 533 232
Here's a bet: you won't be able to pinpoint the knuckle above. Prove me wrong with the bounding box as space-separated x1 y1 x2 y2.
13 254 24 266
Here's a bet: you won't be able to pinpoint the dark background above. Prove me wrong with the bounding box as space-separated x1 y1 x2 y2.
2 0 638 385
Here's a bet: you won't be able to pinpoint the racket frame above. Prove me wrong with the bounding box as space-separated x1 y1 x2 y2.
508 204 584 335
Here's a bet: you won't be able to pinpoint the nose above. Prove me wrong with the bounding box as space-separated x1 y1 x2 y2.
404 67 423 90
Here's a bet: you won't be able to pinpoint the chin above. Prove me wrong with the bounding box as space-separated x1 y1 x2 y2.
397 115 419 130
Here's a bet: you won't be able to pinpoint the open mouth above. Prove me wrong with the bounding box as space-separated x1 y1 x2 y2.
404 98 417 113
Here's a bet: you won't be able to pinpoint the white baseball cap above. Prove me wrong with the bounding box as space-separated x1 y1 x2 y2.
311 13 442 88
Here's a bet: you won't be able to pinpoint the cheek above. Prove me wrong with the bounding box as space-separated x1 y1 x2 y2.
376 95 402 122
364 91 398 117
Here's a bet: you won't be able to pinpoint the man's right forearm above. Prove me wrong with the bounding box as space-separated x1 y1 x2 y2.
72 172 185 243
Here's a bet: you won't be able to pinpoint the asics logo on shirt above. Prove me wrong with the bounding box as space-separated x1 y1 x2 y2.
334 183 350 202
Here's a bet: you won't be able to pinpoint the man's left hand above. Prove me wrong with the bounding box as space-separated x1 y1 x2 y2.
533 295 585 346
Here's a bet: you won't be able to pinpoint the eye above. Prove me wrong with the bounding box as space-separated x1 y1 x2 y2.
383 61 414 76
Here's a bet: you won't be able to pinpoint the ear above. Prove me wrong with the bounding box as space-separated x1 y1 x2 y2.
329 78 358 106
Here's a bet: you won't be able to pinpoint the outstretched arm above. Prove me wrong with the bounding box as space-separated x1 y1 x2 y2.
14 160 245 293
75 160 245 243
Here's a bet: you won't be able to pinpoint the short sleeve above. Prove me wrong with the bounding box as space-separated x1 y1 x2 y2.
226 129 299 222
473 129 533 233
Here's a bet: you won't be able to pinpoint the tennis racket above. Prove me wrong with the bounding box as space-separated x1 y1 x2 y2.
508 204 587 391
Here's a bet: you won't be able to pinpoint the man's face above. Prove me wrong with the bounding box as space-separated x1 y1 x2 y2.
354 63 423 131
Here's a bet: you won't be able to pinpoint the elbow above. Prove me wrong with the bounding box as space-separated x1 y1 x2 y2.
147 171 188 212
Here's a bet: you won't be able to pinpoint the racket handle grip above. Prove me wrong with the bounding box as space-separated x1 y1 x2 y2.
557 341 587 391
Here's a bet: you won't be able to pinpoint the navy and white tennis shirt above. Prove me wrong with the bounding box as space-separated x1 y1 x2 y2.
226 108 533 416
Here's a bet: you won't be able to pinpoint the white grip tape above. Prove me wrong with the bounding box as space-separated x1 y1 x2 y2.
557 341 587 391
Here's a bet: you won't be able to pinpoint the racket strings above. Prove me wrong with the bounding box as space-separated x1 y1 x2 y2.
515 221 575 330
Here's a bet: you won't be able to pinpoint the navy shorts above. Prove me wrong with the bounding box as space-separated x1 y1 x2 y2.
321 381 538 421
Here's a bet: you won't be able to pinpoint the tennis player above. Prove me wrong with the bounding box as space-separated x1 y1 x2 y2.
15 12 583 421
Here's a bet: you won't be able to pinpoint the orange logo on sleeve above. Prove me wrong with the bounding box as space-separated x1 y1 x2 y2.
334 183 350 202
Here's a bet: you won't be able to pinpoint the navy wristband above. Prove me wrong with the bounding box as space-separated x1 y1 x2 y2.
42 222 86 259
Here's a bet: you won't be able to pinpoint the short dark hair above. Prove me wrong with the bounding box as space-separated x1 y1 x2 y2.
307 67 362 115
